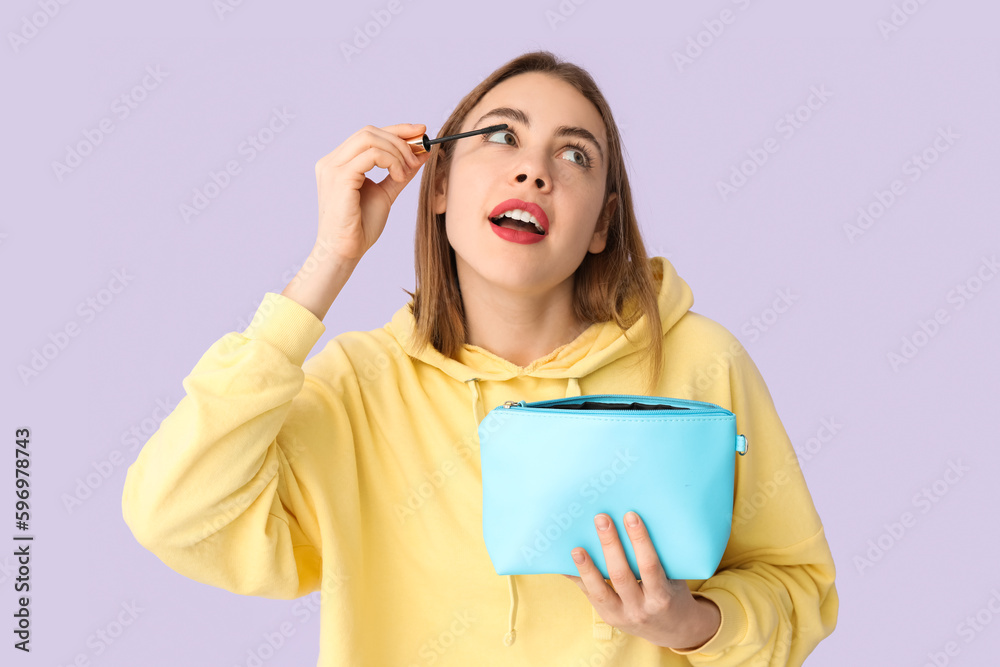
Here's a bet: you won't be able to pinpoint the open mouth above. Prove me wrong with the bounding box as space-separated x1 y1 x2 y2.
488 213 546 236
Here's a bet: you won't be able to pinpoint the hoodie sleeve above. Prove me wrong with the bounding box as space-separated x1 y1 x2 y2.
670 340 839 664
121 292 348 600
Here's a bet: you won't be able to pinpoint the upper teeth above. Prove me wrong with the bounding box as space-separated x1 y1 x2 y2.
495 209 545 234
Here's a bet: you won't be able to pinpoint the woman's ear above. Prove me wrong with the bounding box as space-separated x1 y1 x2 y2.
588 192 618 254
432 170 448 215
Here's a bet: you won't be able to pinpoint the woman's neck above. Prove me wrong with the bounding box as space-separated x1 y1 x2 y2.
460 271 590 367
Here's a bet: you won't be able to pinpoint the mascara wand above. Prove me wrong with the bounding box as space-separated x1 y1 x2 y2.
406 124 509 154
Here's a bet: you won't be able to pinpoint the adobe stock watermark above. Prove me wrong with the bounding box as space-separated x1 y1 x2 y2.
877 0 934 40
7 0 73 54
234 239 342 331
17 268 134 386
843 126 959 244
919 588 1000 667
61 397 179 514
521 447 639 565
743 624 794 667
545 0 590 31
672 0 756 72
339 0 411 63
395 421 490 525
407 610 476 666
213 0 249 21
188 414 322 549
886 254 997 372
229 565 349 667
191 458 281 547
55 600 144 667
716 84 833 202
678 337 748 399
740 288 799 344
51 65 168 183
734 417 844 527
853 458 970 575
179 106 294 223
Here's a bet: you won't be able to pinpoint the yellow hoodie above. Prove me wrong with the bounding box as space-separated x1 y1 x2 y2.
121 256 837 665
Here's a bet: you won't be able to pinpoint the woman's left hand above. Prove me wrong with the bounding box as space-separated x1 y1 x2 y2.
561 511 721 651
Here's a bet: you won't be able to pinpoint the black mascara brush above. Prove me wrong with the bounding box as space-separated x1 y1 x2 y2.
406 124 509 154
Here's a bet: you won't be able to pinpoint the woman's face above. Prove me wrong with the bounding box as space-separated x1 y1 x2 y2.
433 71 617 297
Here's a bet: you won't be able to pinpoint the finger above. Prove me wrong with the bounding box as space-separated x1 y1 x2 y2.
570 546 622 615
344 126 421 171
345 147 408 187
561 573 585 593
376 124 425 168
594 514 642 609
622 511 672 596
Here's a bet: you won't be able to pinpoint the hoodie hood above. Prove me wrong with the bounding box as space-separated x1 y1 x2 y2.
385 256 694 646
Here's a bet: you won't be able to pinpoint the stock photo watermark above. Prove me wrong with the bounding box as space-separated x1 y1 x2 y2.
51 65 168 183
886 254 997 372
339 0 411 63
55 600 144 667
522 448 639 565
716 84 833 202
7 0 73 54
227 563 349 666
179 107 294 223
17 268 134 386
853 458 969 575
918 589 1000 667
678 337 747 398
734 417 843 527
406 610 476 666
61 397 178 514
213 0 250 20
545 0 590 30
740 288 799 344
843 126 959 244
394 425 482 525
672 0 756 72
877 0 935 40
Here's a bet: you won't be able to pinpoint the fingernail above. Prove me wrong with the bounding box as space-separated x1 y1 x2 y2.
625 511 638 527
572 549 585 564
595 515 610 531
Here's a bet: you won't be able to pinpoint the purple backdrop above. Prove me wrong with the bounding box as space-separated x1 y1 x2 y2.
4 1 999 665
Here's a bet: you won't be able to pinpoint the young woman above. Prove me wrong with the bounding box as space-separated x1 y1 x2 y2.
122 51 838 665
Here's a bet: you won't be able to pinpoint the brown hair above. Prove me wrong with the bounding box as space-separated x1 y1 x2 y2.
403 50 663 395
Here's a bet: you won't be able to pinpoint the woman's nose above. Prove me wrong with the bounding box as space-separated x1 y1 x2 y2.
516 173 546 188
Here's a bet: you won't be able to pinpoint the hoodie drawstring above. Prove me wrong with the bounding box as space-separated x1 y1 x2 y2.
503 573 519 646
466 377 485 424
466 376 613 645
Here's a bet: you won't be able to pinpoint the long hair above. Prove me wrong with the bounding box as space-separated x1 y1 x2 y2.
403 50 663 395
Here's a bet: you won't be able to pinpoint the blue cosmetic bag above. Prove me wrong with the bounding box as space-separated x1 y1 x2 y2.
478 394 748 581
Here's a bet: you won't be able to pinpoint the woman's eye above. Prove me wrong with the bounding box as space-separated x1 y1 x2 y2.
483 130 591 167
561 147 587 166
485 129 516 146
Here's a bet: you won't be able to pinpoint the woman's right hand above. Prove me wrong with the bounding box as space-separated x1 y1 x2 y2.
314 123 431 263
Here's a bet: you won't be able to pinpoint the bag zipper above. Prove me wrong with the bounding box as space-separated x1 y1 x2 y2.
501 393 727 412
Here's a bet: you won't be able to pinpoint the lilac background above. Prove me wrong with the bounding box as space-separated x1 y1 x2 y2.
3 0 999 665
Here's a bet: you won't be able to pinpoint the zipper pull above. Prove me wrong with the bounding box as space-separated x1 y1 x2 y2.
502 400 523 409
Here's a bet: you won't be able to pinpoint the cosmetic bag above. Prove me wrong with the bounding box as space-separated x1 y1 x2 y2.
479 394 748 581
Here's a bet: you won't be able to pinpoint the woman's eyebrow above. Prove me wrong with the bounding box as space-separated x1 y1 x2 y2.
473 107 605 165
